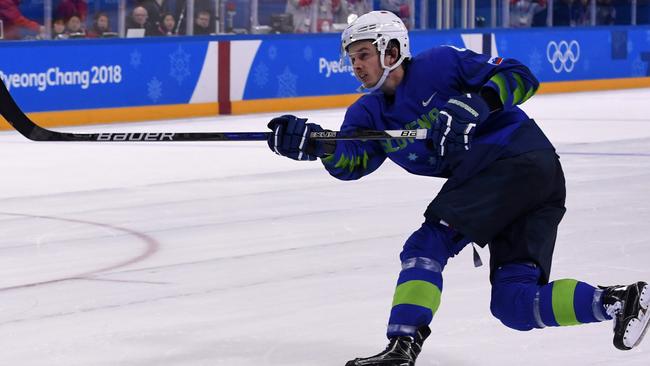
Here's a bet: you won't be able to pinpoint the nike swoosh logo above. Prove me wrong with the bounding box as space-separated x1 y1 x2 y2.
422 92 437 107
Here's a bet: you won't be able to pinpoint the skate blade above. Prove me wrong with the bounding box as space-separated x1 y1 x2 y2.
624 284 650 349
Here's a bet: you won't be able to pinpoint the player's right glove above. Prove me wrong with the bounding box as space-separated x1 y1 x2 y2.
431 93 490 156
267 114 335 161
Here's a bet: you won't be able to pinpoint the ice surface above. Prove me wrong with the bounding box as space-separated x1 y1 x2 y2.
0 89 649 365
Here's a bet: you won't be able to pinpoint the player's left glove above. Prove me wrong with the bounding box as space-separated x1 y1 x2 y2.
431 93 490 156
267 114 335 161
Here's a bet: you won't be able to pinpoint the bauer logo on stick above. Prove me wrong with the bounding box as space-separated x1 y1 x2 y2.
97 133 175 141
310 131 338 138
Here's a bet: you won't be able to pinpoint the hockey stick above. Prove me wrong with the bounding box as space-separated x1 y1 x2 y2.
0 80 428 142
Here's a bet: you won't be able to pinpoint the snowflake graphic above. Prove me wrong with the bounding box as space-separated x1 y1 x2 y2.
254 63 269 87
130 50 142 68
147 77 163 102
304 46 313 61
268 46 278 60
169 46 191 85
408 153 418 161
277 67 297 97
528 48 542 74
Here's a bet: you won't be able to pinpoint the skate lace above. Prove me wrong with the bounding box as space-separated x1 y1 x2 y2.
605 301 622 317
605 300 623 329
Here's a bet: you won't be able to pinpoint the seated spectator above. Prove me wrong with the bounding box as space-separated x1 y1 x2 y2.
159 12 176 35
137 0 168 28
65 14 86 38
55 0 87 23
87 12 116 38
286 0 314 33
173 0 214 35
193 9 211 35
0 0 45 40
52 18 67 39
126 6 161 36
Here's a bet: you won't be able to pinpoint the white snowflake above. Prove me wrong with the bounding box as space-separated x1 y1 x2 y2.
277 67 297 97
147 77 162 102
254 63 269 87
130 50 142 68
408 153 418 161
169 46 191 85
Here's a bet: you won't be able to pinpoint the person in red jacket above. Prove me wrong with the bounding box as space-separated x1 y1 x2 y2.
55 0 88 23
0 0 44 40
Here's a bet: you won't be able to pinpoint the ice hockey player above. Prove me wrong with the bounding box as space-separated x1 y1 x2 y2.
265 10 650 366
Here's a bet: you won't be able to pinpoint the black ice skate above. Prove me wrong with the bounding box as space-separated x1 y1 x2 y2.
601 281 650 350
345 326 431 366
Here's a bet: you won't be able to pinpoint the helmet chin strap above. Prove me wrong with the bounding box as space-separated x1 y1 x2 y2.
357 68 390 93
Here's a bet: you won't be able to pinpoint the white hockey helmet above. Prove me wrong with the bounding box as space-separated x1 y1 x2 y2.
340 11 411 91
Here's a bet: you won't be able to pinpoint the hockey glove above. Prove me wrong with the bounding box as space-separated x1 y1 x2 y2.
267 115 335 161
432 93 490 156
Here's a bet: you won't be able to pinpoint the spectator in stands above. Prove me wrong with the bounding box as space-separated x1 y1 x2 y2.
55 0 87 23
87 12 114 38
0 0 45 40
159 12 176 35
174 0 214 35
136 0 168 28
572 0 590 26
65 14 86 38
380 0 411 28
193 9 212 35
52 18 67 39
126 6 161 36
596 0 616 25
316 0 336 32
337 0 372 24
510 0 546 27
553 0 589 26
286 0 314 33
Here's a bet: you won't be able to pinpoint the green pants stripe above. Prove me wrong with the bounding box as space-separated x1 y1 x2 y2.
392 280 442 315
552 279 580 326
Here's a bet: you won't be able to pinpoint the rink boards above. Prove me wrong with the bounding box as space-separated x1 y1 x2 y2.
0 26 649 128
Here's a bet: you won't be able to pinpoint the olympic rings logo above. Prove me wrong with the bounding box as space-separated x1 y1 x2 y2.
546 40 580 73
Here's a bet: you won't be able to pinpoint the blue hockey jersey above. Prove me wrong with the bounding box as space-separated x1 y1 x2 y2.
321 46 554 188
